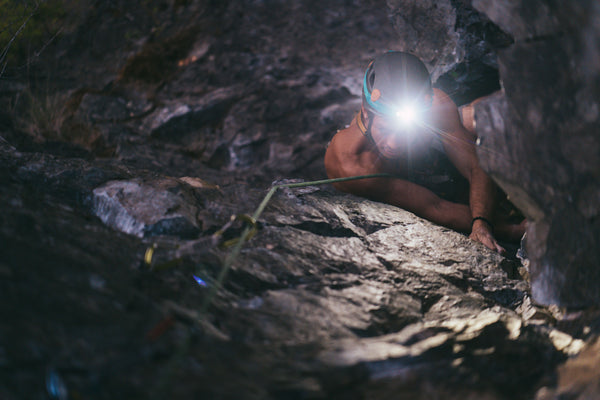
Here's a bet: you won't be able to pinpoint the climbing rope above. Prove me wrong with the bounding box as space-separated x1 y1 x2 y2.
147 172 395 398
144 173 395 313
199 173 394 314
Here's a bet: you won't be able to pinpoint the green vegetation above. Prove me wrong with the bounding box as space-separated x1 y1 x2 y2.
13 88 68 141
1 1 102 149
0 0 68 75
1 0 194 148
12 87 104 150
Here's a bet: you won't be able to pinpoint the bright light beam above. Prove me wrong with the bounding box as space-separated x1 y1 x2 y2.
395 104 417 128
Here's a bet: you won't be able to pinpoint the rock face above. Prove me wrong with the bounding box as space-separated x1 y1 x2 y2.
12 0 400 185
472 0 600 307
386 0 512 104
387 0 600 307
0 138 584 399
2 0 600 399
387 0 461 79
92 178 202 239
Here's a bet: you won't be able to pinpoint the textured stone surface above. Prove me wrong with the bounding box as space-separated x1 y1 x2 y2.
2 0 600 399
1 139 593 399
92 178 202 238
386 0 512 104
473 0 600 307
386 0 460 80
472 0 585 41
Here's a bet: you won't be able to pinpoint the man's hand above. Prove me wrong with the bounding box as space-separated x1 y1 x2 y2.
469 219 505 254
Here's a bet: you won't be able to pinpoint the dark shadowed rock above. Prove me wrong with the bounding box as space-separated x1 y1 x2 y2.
2 0 600 399
2 139 590 399
386 0 512 104
473 0 600 307
148 86 243 142
536 336 600 400
472 0 584 41
387 0 462 80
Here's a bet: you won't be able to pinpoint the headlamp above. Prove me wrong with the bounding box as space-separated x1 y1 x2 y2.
394 104 418 128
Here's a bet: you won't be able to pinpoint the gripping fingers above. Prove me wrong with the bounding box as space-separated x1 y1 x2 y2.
470 230 505 254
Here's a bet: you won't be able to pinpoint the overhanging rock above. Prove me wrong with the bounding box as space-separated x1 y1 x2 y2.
386 0 512 104
473 0 600 307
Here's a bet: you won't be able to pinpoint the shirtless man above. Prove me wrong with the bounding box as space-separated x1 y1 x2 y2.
324 51 525 253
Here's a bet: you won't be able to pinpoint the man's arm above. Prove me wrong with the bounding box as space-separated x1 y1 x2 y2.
332 162 515 250
326 150 475 233
325 118 515 252
325 127 475 231
335 174 476 232
432 89 505 253
466 151 504 252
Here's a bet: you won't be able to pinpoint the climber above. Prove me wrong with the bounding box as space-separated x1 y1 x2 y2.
324 51 525 253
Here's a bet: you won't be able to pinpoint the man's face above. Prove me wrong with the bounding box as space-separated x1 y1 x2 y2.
363 93 433 159
368 109 431 159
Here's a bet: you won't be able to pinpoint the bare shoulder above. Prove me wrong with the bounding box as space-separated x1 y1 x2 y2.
432 88 458 110
430 88 461 130
325 122 378 178
329 118 374 154
328 123 360 155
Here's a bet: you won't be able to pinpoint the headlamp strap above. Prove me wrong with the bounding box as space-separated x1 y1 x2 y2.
356 111 367 134
367 110 375 135
355 110 374 144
